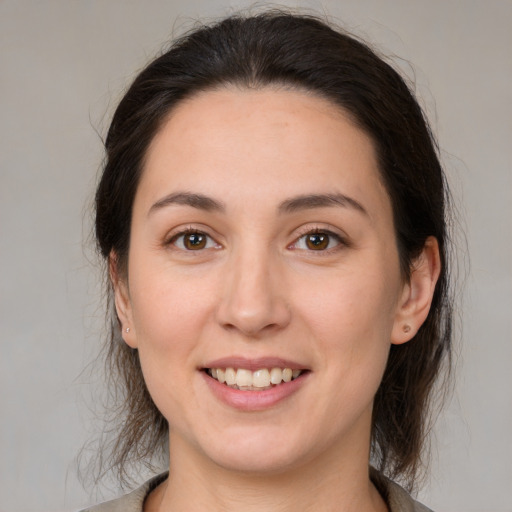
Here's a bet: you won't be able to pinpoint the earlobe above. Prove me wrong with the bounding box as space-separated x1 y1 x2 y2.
391 237 441 345
109 251 138 349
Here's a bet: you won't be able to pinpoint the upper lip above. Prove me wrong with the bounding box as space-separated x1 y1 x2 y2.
202 356 309 371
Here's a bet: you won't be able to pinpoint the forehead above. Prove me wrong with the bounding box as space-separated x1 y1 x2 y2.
138 87 391 220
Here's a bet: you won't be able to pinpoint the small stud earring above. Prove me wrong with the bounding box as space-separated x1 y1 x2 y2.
402 324 411 333
125 327 130 333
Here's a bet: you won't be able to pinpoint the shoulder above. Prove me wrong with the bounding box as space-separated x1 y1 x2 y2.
79 473 168 512
371 469 434 512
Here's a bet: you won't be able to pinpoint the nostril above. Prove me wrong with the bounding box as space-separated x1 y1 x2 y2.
215 272 292 336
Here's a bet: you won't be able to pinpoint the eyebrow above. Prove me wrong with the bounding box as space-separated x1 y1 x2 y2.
148 192 225 216
148 191 367 217
278 193 368 216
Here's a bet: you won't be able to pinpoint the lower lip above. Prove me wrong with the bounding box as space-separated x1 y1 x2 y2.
201 371 309 411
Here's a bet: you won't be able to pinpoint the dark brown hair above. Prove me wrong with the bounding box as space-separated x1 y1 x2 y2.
94 11 452 489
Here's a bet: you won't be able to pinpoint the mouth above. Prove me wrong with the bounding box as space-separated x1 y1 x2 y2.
204 367 306 391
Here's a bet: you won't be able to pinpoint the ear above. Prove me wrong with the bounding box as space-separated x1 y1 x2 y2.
391 236 441 345
109 251 138 349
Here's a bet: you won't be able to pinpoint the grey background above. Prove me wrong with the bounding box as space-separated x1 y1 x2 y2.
1 1 511 511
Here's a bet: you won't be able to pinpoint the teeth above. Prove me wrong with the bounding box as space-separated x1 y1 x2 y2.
270 367 283 384
225 367 236 386
282 368 292 383
208 367 303 389
235 369 252 387
252 369 270 387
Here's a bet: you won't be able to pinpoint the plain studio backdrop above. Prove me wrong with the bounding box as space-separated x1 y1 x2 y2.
1 1 510 511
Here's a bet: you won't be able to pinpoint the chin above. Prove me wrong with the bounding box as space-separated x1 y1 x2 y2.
211 449 302 475
197 428 313 475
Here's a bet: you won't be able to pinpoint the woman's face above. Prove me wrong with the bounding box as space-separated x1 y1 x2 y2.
116 88 413 474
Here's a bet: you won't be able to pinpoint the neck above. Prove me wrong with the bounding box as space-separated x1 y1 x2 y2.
147 432 387 512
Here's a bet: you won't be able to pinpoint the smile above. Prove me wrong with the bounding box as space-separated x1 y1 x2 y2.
206 367 304 391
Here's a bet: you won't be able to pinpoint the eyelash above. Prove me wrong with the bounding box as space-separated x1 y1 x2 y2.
165 226 348 253
167 228 220 251
289 227 347 253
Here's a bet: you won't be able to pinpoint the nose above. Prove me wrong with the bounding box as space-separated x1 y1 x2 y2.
215 247 291 338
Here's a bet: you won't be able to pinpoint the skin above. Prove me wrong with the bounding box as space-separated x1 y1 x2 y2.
113 87 440 512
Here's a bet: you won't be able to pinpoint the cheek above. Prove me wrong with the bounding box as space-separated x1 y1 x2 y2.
293 264 399 380
127 269 216 423
298 268 399 339
129 261 217 345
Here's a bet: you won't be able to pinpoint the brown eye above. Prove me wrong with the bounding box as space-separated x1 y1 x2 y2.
305 233 330 250
171 231 219 251
183 233 207 250
290 230 344 252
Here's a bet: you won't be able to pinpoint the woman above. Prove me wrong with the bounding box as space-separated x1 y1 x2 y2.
85 11 452 512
